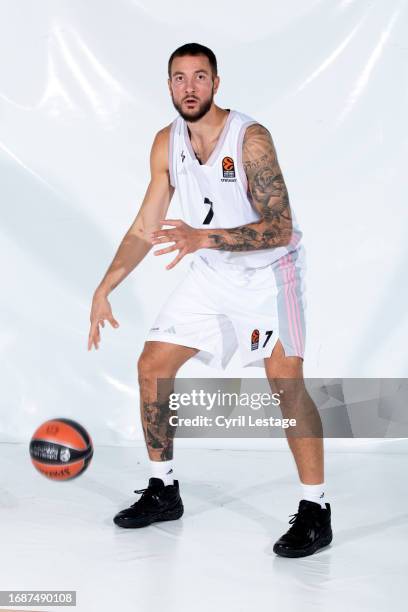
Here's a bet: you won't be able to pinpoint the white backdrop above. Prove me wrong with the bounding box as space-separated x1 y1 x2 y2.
1 0 407 446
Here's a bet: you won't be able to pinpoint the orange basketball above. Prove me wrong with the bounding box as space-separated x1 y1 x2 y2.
29 418 93 481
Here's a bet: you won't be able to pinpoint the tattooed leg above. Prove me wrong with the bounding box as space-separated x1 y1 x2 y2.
140 397 175 461
137 341 198 461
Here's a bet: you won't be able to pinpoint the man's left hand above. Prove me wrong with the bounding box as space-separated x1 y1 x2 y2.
150 220 203 270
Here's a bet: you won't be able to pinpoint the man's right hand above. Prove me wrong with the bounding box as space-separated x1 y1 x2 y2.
88 291 120 351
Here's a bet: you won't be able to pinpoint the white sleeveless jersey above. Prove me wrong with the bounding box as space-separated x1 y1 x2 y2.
168 109 303 268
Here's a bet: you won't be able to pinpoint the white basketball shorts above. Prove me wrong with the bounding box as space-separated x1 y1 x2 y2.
146 245 307 369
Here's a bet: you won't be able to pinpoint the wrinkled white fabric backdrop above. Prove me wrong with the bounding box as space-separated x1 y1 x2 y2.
1 0 406 445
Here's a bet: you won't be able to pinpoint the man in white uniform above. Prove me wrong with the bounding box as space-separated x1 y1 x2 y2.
88 43 332 558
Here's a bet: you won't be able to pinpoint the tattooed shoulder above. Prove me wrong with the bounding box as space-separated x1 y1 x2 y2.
242 123 276 170
242 123 291 224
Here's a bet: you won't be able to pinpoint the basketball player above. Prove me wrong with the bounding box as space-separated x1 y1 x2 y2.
88 43 333 558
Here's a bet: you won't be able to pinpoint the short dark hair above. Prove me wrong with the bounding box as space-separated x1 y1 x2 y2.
168 43 218 78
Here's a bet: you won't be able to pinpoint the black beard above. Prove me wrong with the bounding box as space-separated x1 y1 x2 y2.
171 89 214 123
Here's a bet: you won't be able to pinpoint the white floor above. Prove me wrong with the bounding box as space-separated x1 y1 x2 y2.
1 442 407 612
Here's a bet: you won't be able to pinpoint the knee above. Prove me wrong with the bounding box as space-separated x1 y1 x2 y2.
137 347 176 384
268 376 308 413
137 350 159 383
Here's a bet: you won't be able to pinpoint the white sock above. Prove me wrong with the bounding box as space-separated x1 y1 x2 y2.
300 482 326 509
150 459 174 486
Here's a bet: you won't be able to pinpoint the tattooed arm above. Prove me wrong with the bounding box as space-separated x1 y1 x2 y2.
150 123 294 268
201 123 293 251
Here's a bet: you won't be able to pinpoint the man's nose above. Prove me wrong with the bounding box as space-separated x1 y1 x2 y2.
184 78 196 93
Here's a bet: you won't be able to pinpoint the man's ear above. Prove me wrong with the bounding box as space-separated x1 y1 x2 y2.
213 75 220 95
167 78 173 96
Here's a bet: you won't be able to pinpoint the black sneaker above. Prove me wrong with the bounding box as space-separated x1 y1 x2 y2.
113 478 184 528
273 499 333 558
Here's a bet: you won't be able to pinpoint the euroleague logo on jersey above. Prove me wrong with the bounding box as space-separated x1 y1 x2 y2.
250 328 273 351
251 329 260 351
221 156 237 182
